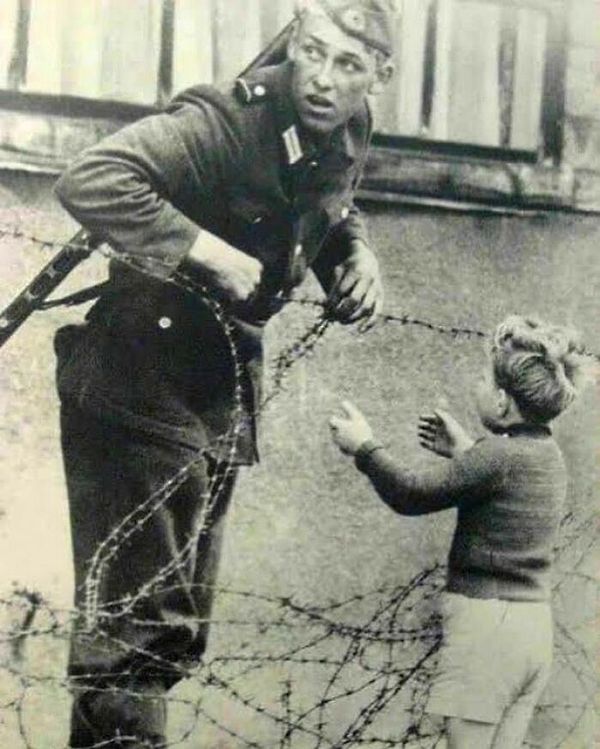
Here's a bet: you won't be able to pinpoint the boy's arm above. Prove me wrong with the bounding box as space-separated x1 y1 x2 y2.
353 438 496 516
330 400 498 516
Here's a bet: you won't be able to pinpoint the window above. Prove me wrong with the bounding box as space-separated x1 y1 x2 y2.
0 0 567 174
0 0 292 107
0 0 289 168
371 0 567 164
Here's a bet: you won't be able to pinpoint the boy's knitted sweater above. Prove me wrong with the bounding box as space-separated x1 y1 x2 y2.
355 424 567 601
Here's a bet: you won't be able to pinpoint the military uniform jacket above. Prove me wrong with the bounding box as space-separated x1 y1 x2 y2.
54 61 372 464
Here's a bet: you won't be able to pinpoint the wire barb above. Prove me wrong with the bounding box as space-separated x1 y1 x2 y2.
0 222 598 747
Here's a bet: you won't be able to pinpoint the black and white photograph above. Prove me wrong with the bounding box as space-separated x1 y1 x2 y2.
0 1 598 747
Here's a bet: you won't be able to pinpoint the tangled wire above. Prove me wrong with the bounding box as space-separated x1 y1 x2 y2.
0 221 598 748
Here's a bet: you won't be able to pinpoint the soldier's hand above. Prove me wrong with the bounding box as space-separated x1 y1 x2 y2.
186 231 263 303
327 243 383 330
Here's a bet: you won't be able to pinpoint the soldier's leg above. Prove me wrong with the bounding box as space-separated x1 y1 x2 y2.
60 402 237 747
70 678 167 748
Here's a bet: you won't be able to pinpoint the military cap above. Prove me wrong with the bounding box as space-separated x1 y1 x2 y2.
295 0 397 57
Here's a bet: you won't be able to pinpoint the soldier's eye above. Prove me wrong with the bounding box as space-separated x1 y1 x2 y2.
339 58 364 74
303 43 323 61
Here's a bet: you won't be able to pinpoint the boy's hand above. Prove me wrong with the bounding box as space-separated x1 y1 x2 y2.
418 409 475 459
329 400 374 455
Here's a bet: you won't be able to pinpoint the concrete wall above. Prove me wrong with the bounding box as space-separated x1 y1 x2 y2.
0 173 598 746
1 6 599 741
217 204 600 748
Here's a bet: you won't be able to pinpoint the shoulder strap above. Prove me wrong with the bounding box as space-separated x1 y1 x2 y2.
39 281 110 309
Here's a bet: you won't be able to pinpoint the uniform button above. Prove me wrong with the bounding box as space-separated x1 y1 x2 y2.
158 316 172 329
341 206 350 219
252 216 263 224
253 84 266 97
309 160 318 169
294 243 303 257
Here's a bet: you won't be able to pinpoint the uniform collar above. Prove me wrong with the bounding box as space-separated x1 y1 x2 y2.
503 423 552 438
249 62 359 168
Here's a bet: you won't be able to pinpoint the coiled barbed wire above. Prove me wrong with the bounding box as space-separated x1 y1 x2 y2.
1 223 598 358
0 221 598 748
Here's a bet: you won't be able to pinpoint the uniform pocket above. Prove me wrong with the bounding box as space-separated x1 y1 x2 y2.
53 323 83 359
228 194 273 225
321 191 354 230
440 592 464 623
53 323 95 401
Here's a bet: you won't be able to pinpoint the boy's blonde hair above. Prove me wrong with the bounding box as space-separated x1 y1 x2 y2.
490 315 592 424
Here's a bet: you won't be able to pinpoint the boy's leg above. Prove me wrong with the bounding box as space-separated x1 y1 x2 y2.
490 662 552 749
445 717 496 749
427 595 553 749
425 595 507 733
490 599 553 749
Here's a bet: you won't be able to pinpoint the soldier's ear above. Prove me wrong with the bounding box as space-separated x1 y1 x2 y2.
496 388 511 418
368 60 394 95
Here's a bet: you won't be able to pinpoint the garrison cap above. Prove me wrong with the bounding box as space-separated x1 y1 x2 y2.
295 0 397 57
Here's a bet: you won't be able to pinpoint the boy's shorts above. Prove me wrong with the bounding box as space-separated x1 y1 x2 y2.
426 592 553 724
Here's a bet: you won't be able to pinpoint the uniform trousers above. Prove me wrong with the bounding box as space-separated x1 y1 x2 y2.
60 401 238 747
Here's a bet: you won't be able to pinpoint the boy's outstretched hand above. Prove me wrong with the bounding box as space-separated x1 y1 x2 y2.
330 400 374 455
418 409 475 459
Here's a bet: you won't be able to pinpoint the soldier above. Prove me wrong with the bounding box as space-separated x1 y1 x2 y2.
54 0 396 745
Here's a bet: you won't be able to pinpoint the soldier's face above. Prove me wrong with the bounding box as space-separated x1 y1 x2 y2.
288 13 391 135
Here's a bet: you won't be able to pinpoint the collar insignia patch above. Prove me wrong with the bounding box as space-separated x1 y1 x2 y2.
282 125 303 165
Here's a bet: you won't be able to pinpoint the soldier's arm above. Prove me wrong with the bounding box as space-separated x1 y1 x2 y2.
311 104 383 325
312 209 383 326
55 98 262 301
54 106 205 274
311 205 369 289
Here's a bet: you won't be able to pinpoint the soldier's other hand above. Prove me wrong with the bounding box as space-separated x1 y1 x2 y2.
327 243 383 330
186 232 263 303
329 400 374 455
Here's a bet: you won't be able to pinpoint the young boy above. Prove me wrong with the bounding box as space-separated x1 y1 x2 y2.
329 315 592 749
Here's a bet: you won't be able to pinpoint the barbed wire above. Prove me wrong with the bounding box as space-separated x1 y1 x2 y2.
0 568 447 748
0 220 498 637
0 221 598 747
2 223 599 361
1 546 597 748
0 223 498 342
